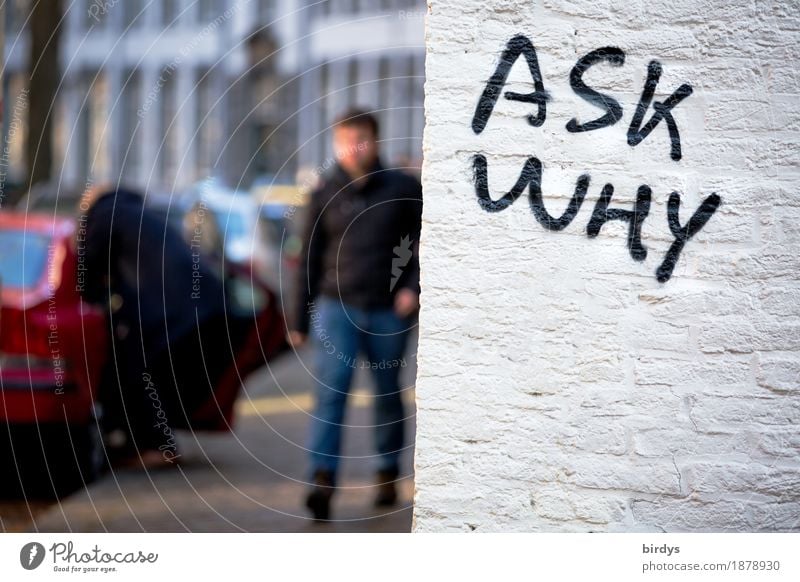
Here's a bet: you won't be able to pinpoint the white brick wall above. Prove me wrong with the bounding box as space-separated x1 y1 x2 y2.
414 0 800 532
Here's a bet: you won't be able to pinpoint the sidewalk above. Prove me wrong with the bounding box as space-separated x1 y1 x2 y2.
28 348 418 532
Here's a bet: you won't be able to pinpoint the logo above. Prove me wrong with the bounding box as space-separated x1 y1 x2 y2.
20 542 46 570
390 235 414 291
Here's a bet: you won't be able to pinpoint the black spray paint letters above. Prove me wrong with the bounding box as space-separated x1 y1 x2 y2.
470 35 720 283
472 155 718 283
566 47 626 134
587 183 651 263
471 35 549 134
656 192 722 283
627 61 694 162
472 36 693 160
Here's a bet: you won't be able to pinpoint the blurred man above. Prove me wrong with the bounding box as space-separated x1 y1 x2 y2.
289 109 422 521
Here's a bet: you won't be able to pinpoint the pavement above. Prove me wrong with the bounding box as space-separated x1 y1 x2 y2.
13 340 418 533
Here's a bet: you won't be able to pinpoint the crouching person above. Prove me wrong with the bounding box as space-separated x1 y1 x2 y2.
79 186 245 469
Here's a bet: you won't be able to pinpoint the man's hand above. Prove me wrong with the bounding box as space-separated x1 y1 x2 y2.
394 288 420 319
287 331 307 348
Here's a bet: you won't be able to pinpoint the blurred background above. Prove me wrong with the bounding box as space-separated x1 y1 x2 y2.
1 0 424 200
2 0 426 301
0 0 425 533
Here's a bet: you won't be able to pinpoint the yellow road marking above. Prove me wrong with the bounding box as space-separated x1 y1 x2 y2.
236 388 416 417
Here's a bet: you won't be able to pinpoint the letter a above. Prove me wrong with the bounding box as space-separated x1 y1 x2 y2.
472 35 549 134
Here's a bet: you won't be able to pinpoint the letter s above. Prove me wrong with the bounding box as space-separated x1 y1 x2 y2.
566 47 625 133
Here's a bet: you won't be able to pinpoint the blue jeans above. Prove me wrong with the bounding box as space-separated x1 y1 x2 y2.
307 296 411 483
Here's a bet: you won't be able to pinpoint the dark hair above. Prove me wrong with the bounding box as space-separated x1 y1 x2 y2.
333 108 379 137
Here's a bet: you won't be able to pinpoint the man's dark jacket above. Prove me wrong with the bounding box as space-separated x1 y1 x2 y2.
293 159 423 334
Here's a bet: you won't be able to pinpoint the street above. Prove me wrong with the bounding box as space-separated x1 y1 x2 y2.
2 338 417 533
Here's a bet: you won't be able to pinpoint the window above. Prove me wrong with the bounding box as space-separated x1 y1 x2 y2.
4 0 29 35
118 70 142 182
347 59 359 107
258 0 274 23
358 0 381 13
123 0 143 29
411 52 425 160
76 78 91 182
1 74 28 183
377 56 391 140
197 0 218 23
158 68 178 186
162 0 179 28
85 0 109 29
195 70 217 177
75 72 110 183
318 61 330 164
403 54 416 158
0 231 51 289
88 73 110 182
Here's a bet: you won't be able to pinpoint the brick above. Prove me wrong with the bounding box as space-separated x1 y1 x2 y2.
756 355 800 393
683 462 800 498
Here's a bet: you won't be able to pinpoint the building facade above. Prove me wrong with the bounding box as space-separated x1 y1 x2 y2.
1 0 426 196
295 0 426 175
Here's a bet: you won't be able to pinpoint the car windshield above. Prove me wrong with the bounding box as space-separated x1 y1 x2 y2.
0 230 51 289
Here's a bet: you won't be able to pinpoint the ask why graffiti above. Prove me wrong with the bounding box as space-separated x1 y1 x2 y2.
471 35 721 283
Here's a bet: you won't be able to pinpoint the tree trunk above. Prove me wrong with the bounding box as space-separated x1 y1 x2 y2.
25 0 63 196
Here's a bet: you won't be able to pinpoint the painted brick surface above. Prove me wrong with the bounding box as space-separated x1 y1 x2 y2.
414 0 800 532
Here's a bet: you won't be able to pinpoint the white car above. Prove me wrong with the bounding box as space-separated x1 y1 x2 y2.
183 180 271 285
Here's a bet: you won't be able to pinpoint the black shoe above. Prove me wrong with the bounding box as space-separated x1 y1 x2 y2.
305 470 334 521
374 469 399 507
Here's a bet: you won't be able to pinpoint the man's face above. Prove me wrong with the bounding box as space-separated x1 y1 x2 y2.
333 124 378 177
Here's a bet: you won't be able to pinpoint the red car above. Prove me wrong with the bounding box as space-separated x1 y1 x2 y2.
0 213 107 497
0 212 286 498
